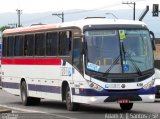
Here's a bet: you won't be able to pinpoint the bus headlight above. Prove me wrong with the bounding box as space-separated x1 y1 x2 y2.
143 79 155 90
88 82 103 91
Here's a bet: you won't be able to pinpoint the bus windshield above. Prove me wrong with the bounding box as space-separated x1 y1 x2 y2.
85 29 154 74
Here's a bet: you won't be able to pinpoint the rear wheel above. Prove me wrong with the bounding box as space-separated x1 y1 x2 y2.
120 103 133 111
66 86 79 111
20 81 40 106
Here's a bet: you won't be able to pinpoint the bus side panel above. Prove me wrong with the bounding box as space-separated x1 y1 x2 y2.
1 58 63 101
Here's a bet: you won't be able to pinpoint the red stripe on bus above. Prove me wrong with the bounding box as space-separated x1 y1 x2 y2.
1 58 61 65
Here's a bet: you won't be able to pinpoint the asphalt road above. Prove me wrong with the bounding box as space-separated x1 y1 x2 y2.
0 89 160 119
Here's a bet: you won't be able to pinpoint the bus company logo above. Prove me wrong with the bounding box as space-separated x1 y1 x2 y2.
105 84 121 88
105 84 109 88
121 84 125 88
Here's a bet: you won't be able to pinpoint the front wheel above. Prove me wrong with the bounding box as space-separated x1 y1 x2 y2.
66 86 79 111
120 103 133 111
20 81 40 106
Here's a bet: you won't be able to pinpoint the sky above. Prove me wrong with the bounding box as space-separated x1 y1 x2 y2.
0 0 159 13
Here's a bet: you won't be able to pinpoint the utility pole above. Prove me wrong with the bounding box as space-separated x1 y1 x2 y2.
122 2 136 20
16 9 22 27
52 12 64 23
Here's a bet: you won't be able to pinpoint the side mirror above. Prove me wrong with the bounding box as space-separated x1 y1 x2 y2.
150 31 156 50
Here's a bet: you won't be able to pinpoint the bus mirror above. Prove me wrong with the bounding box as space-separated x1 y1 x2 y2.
150 31 156 51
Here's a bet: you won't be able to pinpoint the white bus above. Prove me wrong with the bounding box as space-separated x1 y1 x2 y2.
0 31 2 88
1 18 156 111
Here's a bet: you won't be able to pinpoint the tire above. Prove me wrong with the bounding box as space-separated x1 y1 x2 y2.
120 103 133 111
20 81 40 106
65 86 79 111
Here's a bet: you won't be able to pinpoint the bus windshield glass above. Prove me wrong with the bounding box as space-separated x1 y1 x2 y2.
85 29 153 74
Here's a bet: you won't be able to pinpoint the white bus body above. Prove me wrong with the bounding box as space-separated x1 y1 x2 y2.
1 18 156 111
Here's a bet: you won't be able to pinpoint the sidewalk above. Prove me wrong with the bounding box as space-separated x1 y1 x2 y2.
0 106 12 113
0 89 12 113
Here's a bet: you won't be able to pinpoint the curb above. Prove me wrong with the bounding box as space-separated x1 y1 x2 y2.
0 107 12 113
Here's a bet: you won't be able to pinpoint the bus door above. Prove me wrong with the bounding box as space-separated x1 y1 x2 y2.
72 37 83 94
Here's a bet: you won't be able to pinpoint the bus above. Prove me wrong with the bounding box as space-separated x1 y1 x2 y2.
154 40 160 100
0 31 2 88
1 17 156 111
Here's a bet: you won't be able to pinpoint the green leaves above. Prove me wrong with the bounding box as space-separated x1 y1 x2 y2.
0 25 12 32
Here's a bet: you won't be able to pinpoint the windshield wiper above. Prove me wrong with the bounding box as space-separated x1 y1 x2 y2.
124 52 142 76
121 42 142 76
103 55 120 77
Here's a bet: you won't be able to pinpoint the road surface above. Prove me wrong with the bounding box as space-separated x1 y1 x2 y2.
0 89 160 119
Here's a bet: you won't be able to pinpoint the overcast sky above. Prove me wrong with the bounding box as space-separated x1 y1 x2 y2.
0 0 159 13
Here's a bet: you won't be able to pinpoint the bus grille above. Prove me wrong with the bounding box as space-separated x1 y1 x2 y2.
92 75 151 83
107 89 139 92
104 94 142 102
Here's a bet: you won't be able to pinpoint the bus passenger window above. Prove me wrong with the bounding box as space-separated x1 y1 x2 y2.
7 36 14 57
24 34 34 56
59 31 71 56
35 33 45 56
2 37 7 57
14 36 24 56
46 32 58 56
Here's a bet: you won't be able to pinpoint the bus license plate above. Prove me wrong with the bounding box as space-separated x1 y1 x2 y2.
117 99 129 103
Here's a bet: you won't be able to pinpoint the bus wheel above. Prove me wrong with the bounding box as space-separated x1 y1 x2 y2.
66 86 79 111
120 103 133 111
20 81 40 106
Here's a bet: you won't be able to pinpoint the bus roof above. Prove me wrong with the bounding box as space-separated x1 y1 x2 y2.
3 24 59 35
61 18 147 28
3 18 147 35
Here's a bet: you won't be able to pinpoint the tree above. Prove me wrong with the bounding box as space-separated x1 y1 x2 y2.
0 25 12 32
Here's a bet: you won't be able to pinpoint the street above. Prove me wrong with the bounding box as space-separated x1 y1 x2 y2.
0 89 160 119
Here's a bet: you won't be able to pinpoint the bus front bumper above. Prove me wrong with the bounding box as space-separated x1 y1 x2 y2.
72 87 155 103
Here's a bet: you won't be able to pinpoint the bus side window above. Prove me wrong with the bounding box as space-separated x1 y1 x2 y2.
73 38 82 72
35 33 45 56
2 37 8 57
8 36 14 57
46 32 58 56
59 31 71 56
14 36 24 56
24 34 34 56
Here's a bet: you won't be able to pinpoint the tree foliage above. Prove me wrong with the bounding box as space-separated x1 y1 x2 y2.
0 26 12 32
